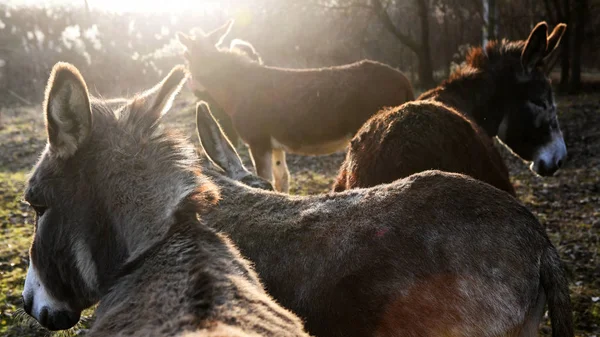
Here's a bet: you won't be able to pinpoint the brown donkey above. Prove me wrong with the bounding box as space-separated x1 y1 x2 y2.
177 20 415 192
21 63 309 337
196 101 573 337
191 38 264 147
334 22 567 193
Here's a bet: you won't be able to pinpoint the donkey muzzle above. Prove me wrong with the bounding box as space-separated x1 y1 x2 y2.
23 283 81 330
23 294 80 331
531 132 567 176
532 157 564 176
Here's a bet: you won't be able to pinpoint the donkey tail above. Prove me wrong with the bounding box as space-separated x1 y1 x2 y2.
540 244 574 337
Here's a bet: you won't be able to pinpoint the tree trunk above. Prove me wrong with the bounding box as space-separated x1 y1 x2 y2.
569 0 586 93
416 0 435 89
559 0 571 92
483 0 497 46
488 0 497 40
443 6 452 77
371 0 435 89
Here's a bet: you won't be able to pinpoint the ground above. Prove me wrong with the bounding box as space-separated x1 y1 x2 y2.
0 91 598 336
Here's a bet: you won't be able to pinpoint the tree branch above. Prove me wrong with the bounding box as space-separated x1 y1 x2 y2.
307 1 373 11
371 0 421 53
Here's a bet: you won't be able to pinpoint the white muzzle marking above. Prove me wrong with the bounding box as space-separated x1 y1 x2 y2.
531 131 567 174
23 262 70 320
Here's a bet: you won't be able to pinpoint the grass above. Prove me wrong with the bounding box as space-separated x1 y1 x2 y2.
1 92 599 336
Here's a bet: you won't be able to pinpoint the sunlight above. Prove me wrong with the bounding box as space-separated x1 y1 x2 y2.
6 0 224 14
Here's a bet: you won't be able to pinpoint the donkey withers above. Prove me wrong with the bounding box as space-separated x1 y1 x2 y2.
195 101 573 337
21 63 309 337
334 22 567 192
178 20 415 193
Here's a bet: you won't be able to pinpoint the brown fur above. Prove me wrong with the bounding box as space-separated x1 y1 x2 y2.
195 102 574 337
334 100 515 195
334 22 568 192
178 21 414 192
192 38 264 147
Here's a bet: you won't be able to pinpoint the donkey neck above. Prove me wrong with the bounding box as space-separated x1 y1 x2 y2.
197 63 264 116
103 164 202 260
205 173 286 223
93 214 262 336
425 69 508 136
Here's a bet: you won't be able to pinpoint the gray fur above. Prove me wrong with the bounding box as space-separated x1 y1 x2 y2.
196 103 574 337
22 62 309 336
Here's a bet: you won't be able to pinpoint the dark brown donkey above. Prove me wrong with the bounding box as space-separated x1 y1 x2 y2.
21 63 309 337
177 20 414 193
334 22 567 193
195 101 573 337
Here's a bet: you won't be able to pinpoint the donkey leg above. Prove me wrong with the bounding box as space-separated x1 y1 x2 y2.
248 144 274 185
272 149 290 193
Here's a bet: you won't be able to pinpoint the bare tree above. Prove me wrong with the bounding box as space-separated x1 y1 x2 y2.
544 0 571 92
482 0 497 45
371 0 435 88
569 0 587 93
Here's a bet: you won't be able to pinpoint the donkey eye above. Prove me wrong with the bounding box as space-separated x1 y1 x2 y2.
530 99 546 108
31 204 48 217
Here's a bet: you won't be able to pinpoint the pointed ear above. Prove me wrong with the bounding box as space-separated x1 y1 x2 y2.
206 19 234 47
44 62 92 158
134 65 188 124
521 22 548 73
230 38 263 64
546 23 567 53
196 101 248 179
543 23 567 74
177 32 195 50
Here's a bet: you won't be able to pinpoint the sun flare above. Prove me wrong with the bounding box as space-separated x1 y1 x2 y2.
7 0 224 14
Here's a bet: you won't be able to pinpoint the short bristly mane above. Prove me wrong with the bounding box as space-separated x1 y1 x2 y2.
449 39 527 81
85 96 219 256
88 99 201 178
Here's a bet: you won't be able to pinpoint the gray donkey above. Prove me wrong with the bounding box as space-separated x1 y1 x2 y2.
195 101 573 337
21 63 309 337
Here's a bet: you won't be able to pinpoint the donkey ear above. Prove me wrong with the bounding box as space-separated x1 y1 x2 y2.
546 23 567 54
542 23 567 74
196 101 248 178
230 38 263 64
44 62 92 158
206 19 234 47
136 65 188 123
176 32 194 50
521 22 549 73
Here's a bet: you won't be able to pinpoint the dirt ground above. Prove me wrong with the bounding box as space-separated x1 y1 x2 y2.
0 91 598 336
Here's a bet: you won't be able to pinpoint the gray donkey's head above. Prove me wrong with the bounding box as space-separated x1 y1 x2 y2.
22 62 216 331
195 101 273 191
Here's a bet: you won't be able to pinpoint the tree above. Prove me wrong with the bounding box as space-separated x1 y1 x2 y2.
482 0 497 46
371 0 435 88
544 0 571 92
569 0 587 93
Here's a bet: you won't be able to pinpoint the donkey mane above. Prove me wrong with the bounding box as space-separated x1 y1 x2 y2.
467 40 526 68
446 40 527 83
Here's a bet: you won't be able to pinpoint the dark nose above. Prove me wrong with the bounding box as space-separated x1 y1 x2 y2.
42 308 80 331
556 158 564 168
38 307 49 327
536 160 559 176
23 295 32 316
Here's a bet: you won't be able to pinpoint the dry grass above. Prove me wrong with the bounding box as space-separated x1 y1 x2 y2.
1 92 598 336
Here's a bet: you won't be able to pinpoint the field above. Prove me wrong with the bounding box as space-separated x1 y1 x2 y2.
0 91 599 336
